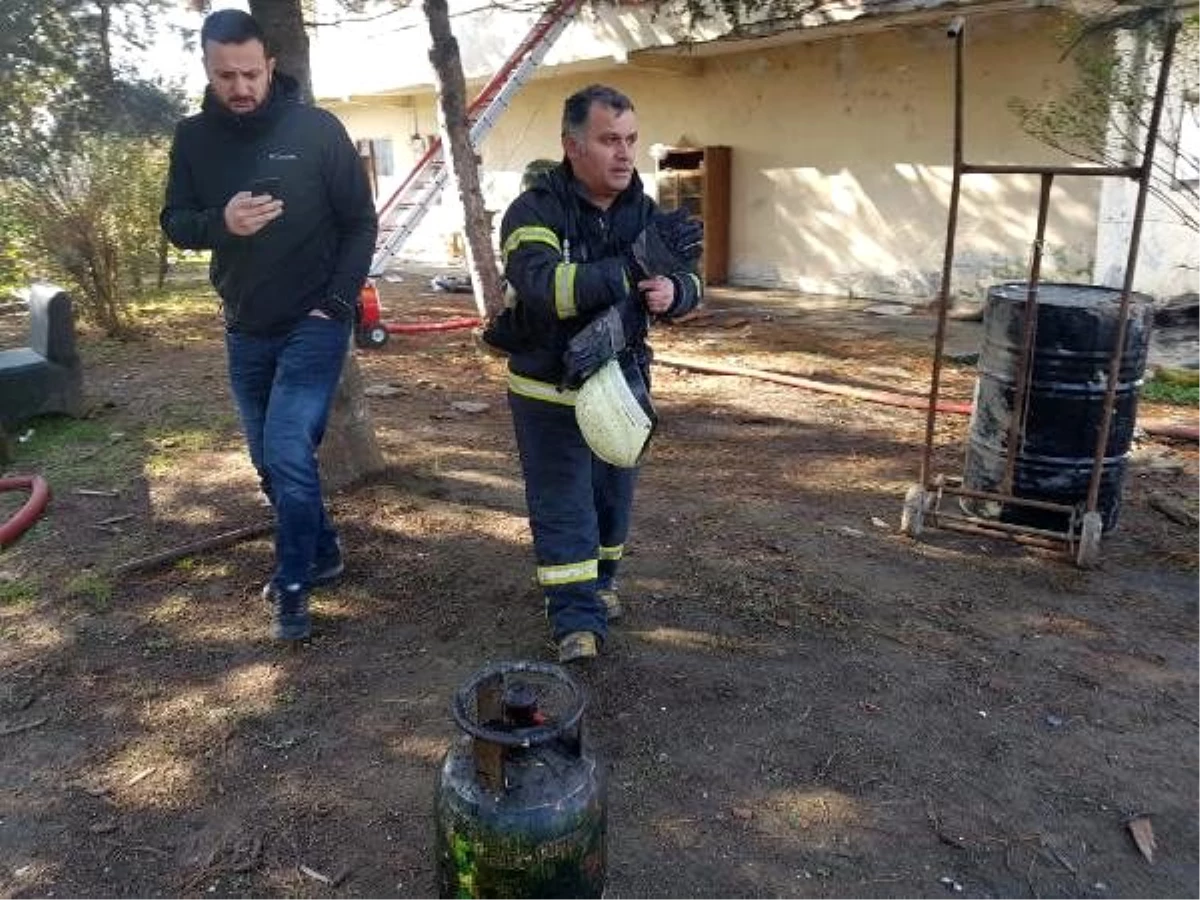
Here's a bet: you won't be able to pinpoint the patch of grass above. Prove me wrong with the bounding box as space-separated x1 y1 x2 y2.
11 416 143 490
148 594 190 624
129 262 220 334
1142 379 1199 407
142 635 174 657
66 572 114 612
0 579 37 607
145 426 233 477
13 413 237 494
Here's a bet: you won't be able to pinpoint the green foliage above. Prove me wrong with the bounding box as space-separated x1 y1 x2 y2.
66 572 113 611
7 135 172 337
1008 8 1199 229
1008 27 1119 161
0 0 184 179
647 0 835 38
0 182 36 293
0 579 37 607
1142 377 1200 406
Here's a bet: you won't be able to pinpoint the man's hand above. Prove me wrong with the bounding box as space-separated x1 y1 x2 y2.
639 276 676 315
224 191 283 236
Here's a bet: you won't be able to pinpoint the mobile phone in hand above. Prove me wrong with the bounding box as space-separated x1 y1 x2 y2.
249 176 281 197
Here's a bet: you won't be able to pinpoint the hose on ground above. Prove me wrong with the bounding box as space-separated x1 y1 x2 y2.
386 316 481 335
0 475 51 548
654 353 1199 441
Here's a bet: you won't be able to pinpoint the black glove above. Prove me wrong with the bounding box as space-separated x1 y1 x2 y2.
481 307 531 355
561 306 626 390
632 208 704 278
655 207 703 264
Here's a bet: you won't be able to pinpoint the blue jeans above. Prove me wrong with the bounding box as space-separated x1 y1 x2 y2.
509 391 638 643
226 315 350 593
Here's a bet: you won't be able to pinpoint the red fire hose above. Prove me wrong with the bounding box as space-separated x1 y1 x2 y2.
0 475 51 548
385 317 481 335
655 353 1199 440
656 353 974 415
1139 419 1200 441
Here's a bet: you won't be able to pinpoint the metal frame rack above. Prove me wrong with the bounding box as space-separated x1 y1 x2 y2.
901 13 1182 567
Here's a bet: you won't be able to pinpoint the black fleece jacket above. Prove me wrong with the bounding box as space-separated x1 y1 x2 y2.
160 74 377 335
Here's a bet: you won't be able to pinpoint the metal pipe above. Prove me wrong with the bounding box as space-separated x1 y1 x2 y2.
1086 17 1180 512
935 482 1077 515
1001 173 1054 493
920 20 966 489
931 514 1072 552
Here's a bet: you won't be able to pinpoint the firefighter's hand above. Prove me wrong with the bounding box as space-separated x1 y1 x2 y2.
225 191 283 236
639 276 675 314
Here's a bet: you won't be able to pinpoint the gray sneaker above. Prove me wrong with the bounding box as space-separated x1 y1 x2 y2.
311 548 345 585
271 585 311 641
261 544 344 602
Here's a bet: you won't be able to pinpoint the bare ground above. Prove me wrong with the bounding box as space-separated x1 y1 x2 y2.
1 268 1197 898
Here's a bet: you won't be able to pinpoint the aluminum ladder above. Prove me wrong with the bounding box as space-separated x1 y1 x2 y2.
369 0 582 277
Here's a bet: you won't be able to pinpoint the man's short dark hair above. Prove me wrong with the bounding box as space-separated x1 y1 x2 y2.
562 84 634 139
201 9 268 52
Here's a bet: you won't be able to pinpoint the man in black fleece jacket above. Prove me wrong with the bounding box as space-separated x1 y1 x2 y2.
160 9 377 641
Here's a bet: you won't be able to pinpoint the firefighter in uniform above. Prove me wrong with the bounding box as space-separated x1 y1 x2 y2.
490 84 703 662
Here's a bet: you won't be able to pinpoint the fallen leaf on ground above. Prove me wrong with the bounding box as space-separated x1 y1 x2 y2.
125 767 155 787
363 384 403 398
299 864 332 884
1127 815 1156 863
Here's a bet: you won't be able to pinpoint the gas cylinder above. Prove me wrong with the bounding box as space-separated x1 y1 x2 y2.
433 661 606 898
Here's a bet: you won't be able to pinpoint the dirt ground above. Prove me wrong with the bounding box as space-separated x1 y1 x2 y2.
1 267 1197 899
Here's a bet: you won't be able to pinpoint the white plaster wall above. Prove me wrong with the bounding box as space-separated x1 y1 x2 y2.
321 97 466 260
309 0 697 100
1095 180 1199 301
323 9 1103 300
1092 29 1200 301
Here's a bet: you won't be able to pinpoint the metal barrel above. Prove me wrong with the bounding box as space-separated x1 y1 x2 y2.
962 282 1154 532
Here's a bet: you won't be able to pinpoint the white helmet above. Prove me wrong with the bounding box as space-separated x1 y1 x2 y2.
574 358 658 468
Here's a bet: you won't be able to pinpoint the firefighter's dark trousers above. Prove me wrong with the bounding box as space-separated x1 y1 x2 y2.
508 389 638 643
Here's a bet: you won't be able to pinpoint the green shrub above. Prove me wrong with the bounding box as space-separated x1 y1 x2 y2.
7 135 171 336
1143 378 1200 406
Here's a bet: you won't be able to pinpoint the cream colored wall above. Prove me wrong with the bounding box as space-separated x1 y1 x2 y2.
324 95 463 260
326 9 1103 300
1093 27 1199 300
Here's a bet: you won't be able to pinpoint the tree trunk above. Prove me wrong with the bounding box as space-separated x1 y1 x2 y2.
156 231 169 289
249 0 313 102
249 0 384 489
319 337 384 491
423 0 505 318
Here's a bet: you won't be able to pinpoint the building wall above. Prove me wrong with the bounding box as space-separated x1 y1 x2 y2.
1092 28 1199 301
326 9 1104 302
